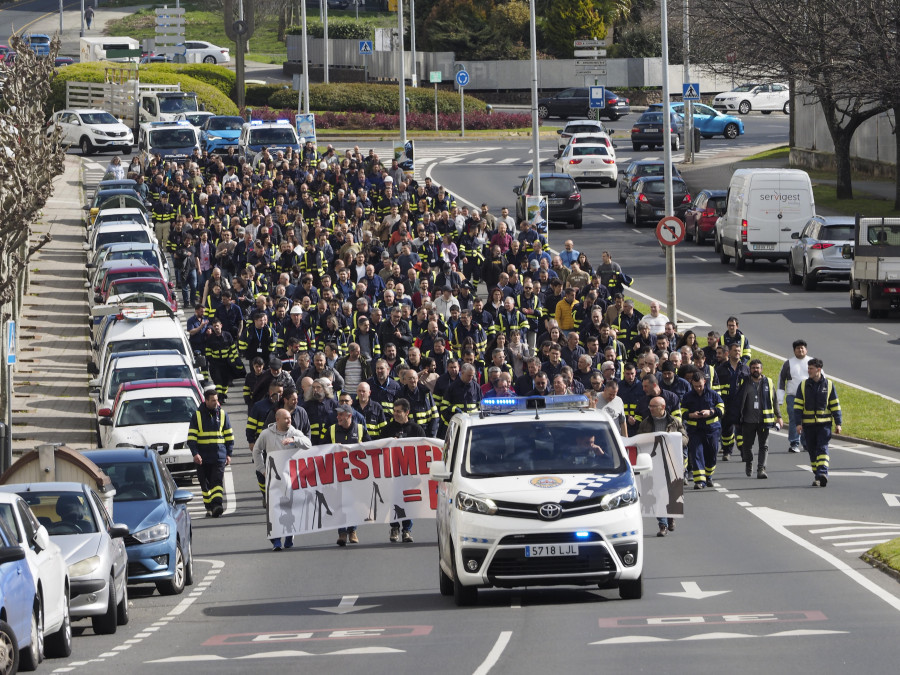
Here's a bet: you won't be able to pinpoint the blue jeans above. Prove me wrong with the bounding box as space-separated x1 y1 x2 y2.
338 526 357 534
271 536 293 548
182 268 198 306
786 394 803 446
391 520 412 532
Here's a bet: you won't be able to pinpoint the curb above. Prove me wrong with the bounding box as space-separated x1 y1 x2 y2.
860 552 900 584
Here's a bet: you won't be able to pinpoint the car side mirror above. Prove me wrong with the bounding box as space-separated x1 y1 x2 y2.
513 186 521 195
33 525 51 553
842 244 854 259
109 524 130 538
88 378 100 388
429 460 451 481
99 417 113 426
94 294 104 304
632 452 653 475
0 546 25 564
791 232 800 240
556 129 562 135
173 488 194 504
612 142 618 148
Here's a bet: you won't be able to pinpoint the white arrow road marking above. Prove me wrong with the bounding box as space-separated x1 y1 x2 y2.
658 581 730 600
770 287 789 296
311 594 379 614
591 629 847 645
884 493 900 507
829 444 900 464
795 466 887 478
149 655 228 662
472 631 513 675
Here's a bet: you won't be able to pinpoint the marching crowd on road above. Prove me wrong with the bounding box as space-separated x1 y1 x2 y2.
126 142 841 546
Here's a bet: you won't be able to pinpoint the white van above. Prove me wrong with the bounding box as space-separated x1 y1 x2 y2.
716 169 814 270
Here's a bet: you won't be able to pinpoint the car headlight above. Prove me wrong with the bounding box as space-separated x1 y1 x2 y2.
131 523 169 543
600 485 638 511
455 492 497 515
207 134 222 140
68 555 102 578
90 128 107 136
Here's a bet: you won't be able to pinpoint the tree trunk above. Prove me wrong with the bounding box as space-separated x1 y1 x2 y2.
894 105 900 212
832 128 854 200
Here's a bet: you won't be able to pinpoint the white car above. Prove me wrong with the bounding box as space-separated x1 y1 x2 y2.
183 40 230 64
430 395 652 606
554 143 617 186
712 82 791 115
0 492 72 665
99 380 204 479
91 207 151 232
83 222 156 255
556 119 609 154
174 111 217 128
46 108 133 155
8 483 129 633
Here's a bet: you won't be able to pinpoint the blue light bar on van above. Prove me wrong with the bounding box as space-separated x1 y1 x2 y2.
479 395 591 413
249 120 263 125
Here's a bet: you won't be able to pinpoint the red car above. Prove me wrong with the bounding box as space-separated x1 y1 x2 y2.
96 265 167 300
105 277 178 313
683 189 727 245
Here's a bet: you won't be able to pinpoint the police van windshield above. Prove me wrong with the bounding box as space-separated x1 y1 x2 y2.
249 128 297 146
149 129 197 149
463 421 625 477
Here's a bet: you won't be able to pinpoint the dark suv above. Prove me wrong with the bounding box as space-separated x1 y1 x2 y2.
538 88 632 121
616 160 683 205
514 173 583 230
625 176 692 227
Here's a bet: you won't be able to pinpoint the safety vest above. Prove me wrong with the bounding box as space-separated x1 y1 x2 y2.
330 423 366 444
188 407 234 449
680 389 725 429
794 377 841 425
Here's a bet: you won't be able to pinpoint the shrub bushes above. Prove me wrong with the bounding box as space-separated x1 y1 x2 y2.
143 64 236 98
287 19 371 40
268 83 488 114
239 107 531 131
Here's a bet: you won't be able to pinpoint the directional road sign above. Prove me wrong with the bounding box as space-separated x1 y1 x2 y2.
575 59 607 66
5 320 15 366
577 70 607 77
455 70 469 87
657 216 685 246
589 86 606 109
574 48 606 58
682 82 701 101
429 71 441 83
359 40 373 56
574 38 608 48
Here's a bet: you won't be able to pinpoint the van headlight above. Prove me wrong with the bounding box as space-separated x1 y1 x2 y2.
600 485 638 511
455 492 497 515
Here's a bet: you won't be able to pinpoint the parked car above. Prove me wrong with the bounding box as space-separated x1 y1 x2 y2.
9 484 129 635
0 517 36 674
556 119 609 154
200 115 245 154
788 216 856 290
46 109 134 155
182 40 230 64
0 492 71 667
537 88 631 121
0 45 11 62
514 172 583 230
553 143 617 186
84 223 155 255
625 176 692 227
83 448 194 596
616 160 682 205
174 111 216 128
23 34 51 57
649 102 744 140
684 189 727 244
563 131 616 161
630 110 684 151
86 243 169 283
104 277 178 313
91 264 167 313
54 56 74 67
713 82 791 115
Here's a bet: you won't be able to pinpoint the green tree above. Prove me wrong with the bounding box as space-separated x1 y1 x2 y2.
542 0 607 58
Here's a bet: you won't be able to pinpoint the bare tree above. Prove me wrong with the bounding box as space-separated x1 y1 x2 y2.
0 35 67 322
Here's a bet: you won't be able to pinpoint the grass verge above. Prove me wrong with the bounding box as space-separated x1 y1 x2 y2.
811 183 899 218
741 145 790 162
866 538 900 573
629 300 900 447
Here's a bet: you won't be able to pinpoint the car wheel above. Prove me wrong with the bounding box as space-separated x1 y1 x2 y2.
696 229 705 245
625 205 633 224
850 292 862 310
738 100 751 115
537 105 549 119
672 135 680 151
19 597 42 671
121 147 130 155
607 113 620 121
439 559 453 597
867 301 881 319
116 579 130 626
574 215 583 230
632 143 641 151
184 535 195 587
788 259 801 285
92 576 118 635
761 110 772 115
79 136 93 155
724 123 740 139
0 620 19 675
617 188 626 205
719 241 730 264
451 548 477 606
619 575 643 600
44 591 71 658
734 247 746 270
802 261 817 290
783 101 791 114
203 55 216 64
157 542 186 596
586 108 598 120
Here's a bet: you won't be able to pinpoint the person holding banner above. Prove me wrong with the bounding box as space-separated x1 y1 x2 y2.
382 398 425 543
329 405 372 546
254 409 312 551
638 397 688 537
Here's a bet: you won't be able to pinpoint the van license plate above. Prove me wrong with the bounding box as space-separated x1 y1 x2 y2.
754 244 775 251
525 544 579 557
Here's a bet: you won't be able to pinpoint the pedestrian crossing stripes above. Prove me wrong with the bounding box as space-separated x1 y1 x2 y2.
806 524 900 554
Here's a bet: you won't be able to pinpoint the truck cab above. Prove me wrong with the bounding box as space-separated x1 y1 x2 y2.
138 91 201 126
138 121 201 171
844 216 900 319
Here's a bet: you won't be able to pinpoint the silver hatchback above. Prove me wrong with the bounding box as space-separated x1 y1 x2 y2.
788 216 856 290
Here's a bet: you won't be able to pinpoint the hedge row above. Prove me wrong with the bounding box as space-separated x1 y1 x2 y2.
259 83 488 115
286 19 370 40
239 107 532 131
48 63 239 116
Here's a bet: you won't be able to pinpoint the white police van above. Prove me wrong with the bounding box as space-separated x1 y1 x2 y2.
238 119 300 164
138 120 201 171
430 395 652 606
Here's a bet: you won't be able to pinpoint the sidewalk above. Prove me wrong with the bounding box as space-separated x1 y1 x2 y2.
10 154 96 453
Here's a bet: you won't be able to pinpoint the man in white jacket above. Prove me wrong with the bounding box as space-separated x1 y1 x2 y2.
776 339 812 453
254 408 312 551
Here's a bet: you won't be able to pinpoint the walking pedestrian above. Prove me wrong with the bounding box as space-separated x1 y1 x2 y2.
777 339 811 453
84 6 94 30
794 358 842 487
637 396 688 536
187 389 234 518
732 359 780 479
681 371 725 489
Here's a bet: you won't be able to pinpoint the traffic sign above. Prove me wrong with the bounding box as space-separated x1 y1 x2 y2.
682 82 700 101
574 38 608 48
575 59 607 66
455 70 469 87
589 86 606 109
429 71 441 83
5 320 15 366
574 49 606 58
656 216 685 246
359 40 373 56
577 69 607 77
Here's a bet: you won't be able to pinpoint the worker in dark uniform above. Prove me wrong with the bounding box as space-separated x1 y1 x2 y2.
303 377 339 444
329 404 371 546
722 316 751 364
441 362 482 425
794 357 842 487
732 359 781 479
382 398 425 543
716 342 749 461
239 310 278 364
681 372 724 490
399 368 439 437
187 389 234 517
203 317 242 402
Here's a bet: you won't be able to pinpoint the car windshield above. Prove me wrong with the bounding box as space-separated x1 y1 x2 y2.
572 145 608 157
110 280 167 297
158 96 198 114
18 492 98 535
149 129 197 148
111 339 186 357
93 461 162 502
707 196 727 210
96 216 146 228
732 84 757 92
109 250 160 267
0 504 19 541
464 420 625 477
107 364 192 399
644 181 686 194
116 395 197 427
249 128 297 145
81 112 119 125
638 113 664 124
566 124 603 134
821 225 855 241
540 178 575 193
208 117 244 131
636 164 665 176
96 230 151 248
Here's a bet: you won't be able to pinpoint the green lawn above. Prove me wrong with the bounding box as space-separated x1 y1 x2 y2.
867 537 900 572
742 145 791 162
811 184 899 218
628 300 900 447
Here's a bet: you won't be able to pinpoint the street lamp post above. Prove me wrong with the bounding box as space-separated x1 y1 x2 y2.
409 0 417 87
398 0 407 145
80 0 85 37
661 0 678 325
300 0 310 113
322 0 329 84
528 0 540 202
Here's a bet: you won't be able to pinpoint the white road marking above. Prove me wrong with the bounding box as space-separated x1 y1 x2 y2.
603 214 614 220
631 228 641 234
224 467 236 515
830 445 900 464
770 287 789 296
737 502 753 507
693 255 707 262
832 539 895 548
659 581 730 600
820 532 900 540
817 306 835 315
867 327 889 336
810 525 900 534
796 466 887 478
472 631 513 675
591 629 847 645
496 158 518 164
726 494 739 499
469 157 491 164
440 157 464 164
729 271 744 278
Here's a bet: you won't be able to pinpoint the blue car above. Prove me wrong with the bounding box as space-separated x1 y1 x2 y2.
201 115 245 154
649 102 744 140
83 448 194 596
0 518 34 672
24 34 51 56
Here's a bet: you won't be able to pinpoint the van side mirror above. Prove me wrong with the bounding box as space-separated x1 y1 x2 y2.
842 244 853 259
